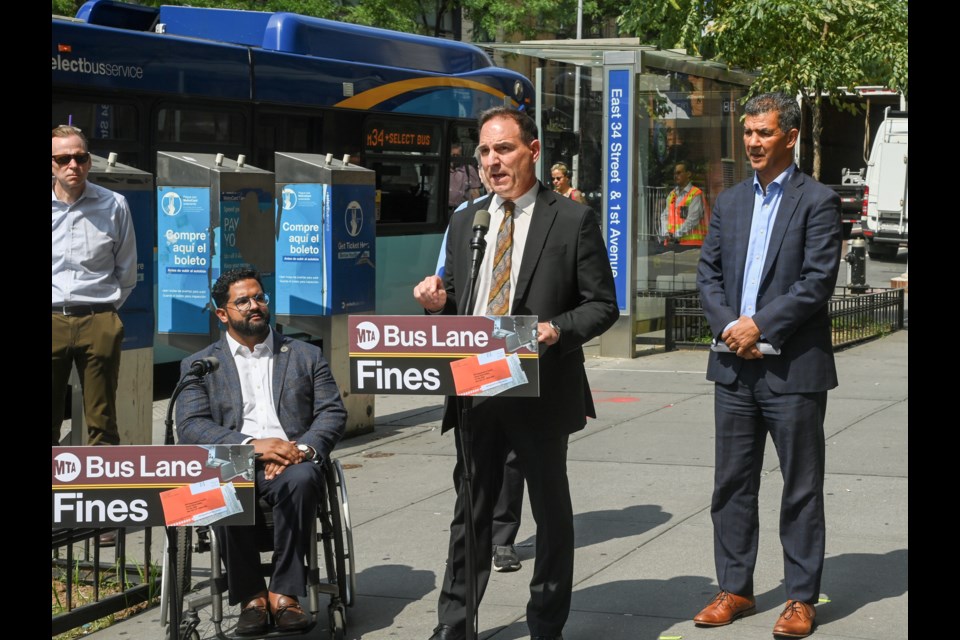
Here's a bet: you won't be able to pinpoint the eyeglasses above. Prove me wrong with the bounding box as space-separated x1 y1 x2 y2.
52 153 91 166
551 176 564 181
228 292 270 312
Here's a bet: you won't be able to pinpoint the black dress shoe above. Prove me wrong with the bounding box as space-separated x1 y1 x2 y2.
429 623 466 640
235 597 268 636
272 595 310 631
531 636 563 640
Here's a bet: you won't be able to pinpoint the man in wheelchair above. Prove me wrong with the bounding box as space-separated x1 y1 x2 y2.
176 267 347 635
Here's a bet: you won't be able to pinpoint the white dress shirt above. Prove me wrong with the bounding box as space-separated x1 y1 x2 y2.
225 328 288 442
471 183 539 316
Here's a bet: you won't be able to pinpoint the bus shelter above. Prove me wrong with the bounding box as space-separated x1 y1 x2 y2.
484 39 756 357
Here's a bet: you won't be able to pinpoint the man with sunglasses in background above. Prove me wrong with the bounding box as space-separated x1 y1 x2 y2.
176 267 346 635
52 125 137 449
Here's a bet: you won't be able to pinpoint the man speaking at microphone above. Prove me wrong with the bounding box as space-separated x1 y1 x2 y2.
414 107 618 640
176 267 346 635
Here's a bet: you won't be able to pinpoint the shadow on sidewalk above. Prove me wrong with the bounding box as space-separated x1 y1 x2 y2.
775 548 908 624
515 504 672 554
346 563 437 635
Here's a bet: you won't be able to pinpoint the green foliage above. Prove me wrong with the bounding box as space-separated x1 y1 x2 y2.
52 0 83 16
617 0 906 99
618 0 718 57
707 0 907 101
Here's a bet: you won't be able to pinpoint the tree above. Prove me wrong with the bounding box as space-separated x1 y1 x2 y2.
618 0 908 181
708 0 907 180
617 0 717 58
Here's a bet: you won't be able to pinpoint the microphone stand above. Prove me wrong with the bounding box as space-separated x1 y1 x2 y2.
458 233 485 640
163 371 207 640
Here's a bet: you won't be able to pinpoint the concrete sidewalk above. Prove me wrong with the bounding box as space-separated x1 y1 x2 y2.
90 330 908 640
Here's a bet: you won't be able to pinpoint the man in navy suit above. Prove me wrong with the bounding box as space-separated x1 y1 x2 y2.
694 92 842 638
414 107 618 640
176 267 346 635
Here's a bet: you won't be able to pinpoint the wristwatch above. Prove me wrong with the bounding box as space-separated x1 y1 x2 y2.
296 444 318 463
549 320 562 338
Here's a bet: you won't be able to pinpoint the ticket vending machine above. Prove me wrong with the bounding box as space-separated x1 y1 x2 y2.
274 152 376 436
83 153 155 444
155 152 276 357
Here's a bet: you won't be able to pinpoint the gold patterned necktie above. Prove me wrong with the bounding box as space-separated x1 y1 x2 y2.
486 200 515 315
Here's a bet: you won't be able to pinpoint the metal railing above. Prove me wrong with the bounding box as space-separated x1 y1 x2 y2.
664 288 905 351
52 527 161 636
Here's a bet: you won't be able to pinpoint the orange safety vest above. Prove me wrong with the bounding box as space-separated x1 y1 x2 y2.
665 185 708 246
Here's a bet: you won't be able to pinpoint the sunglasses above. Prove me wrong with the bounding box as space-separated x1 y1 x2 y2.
52 153 91 166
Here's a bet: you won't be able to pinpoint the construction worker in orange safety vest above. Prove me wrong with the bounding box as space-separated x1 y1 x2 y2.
661 161 708 250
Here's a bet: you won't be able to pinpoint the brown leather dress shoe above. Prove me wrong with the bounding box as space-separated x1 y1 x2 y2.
773 600 816 638
236 594 268 636
269 593 310 632
693 590 757 626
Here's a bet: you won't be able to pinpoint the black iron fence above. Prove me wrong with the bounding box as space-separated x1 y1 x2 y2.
52 527 161 637
664 288 905 352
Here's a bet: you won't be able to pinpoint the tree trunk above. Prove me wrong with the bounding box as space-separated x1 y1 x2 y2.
811 91 823 182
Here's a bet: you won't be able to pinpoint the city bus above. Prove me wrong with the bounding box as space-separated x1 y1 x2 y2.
52 0 534 363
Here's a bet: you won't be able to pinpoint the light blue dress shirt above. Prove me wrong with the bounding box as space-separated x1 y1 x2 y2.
722 165 795 337
52 180 138 307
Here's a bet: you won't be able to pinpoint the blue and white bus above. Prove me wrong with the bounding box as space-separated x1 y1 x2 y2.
53 0 533 361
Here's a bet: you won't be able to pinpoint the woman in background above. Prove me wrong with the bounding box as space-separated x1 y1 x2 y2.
550 162 585 204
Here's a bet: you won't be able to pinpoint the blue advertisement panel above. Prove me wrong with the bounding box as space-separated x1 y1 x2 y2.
157 187 212 334
119 311 154 351
276 183 326 315
605 68 630 313
327 184 376 314
220 188 276 310
119 189 154 314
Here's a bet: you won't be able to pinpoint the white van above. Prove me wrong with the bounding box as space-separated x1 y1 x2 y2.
861 108 908 259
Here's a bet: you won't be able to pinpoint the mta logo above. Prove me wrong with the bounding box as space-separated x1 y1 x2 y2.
355 321 380 350
282 187 298 210
345 201 363 237
54 452 82 482
161 191 182 216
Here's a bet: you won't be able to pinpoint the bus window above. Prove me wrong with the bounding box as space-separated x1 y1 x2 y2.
53 100 139 142
255 111 325 171
156 105 246 145
52 99 142 168
448 124 483 212
363 117 443 232
369 159 440 226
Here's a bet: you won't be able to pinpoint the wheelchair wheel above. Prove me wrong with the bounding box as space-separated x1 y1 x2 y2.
328 603 346 640
329 459 356 606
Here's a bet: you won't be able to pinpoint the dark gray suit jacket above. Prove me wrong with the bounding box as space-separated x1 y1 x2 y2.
438 182 619 434
175 331 346 463
697 167 842 394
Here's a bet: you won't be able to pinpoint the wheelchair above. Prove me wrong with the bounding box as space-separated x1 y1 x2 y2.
160 457 356 640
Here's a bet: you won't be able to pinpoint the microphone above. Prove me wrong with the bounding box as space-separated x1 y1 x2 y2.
188 356 220 377
469 210 491 281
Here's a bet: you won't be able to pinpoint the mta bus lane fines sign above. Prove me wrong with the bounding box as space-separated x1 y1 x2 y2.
52 445 256 528
348 315 540 397
157 186 212 334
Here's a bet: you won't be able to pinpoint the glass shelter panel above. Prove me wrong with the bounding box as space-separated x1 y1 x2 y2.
636 70 750 296
527 50 752 349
